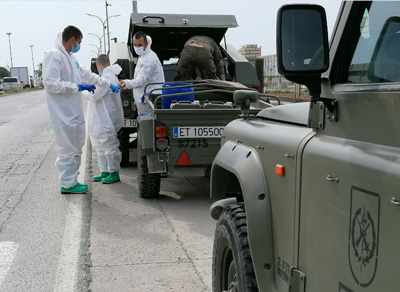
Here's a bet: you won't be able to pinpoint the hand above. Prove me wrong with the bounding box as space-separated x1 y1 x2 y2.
110 84 122 94
118 81 126 88
78 84 96 94
141 94 149 104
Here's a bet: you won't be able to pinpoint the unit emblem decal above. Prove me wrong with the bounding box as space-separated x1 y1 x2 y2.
348 187 380 287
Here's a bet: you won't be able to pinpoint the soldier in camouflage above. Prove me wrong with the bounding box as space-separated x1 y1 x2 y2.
176 35 226 81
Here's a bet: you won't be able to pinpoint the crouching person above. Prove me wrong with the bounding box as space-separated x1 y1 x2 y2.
87 54 124 183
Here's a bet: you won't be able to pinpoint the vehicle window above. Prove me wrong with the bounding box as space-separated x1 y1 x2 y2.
348 2 400 83
4 78 18 83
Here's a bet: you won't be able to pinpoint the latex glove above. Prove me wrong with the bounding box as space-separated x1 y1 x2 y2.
110 84 122 94
78 84 96 94
141 94 150 104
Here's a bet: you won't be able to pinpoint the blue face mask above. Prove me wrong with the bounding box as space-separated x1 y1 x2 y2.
98 70 102 76
71 43 80 53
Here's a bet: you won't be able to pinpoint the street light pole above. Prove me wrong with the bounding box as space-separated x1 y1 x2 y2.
90 44 100 55
87 12 120 54
30 45 35 75
106 1 111 53
6 33 13 68
88 32 102 53
87 13 106 54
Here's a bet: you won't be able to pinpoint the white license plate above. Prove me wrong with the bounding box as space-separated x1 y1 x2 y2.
124 119 137 127
173 126 224 138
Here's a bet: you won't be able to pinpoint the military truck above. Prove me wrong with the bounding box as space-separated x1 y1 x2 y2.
209 1 400 291
115 12 276 198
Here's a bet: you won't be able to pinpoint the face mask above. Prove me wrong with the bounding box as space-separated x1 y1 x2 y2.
71 42 80 53
98 70 102 76
134 46 145 56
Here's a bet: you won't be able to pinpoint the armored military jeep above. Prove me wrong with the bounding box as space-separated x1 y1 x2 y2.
209 1 400 291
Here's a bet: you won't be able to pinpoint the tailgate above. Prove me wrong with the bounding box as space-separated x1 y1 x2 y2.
155 108 260 166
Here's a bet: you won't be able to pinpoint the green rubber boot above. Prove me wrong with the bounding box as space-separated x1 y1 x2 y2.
101 171 120 184
61 183 88 194
93 172 110 181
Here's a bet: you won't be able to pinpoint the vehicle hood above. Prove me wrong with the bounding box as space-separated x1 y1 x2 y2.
256 102 310 126
128 13 238 60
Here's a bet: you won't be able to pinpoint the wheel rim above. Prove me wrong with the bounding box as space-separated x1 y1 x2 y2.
221 246 238 292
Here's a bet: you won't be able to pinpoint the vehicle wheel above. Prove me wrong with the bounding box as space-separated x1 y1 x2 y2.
118 129 130 167
138 155 161 199
212 204 258 292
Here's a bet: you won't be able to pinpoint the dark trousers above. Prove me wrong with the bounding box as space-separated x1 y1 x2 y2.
176 46 217 80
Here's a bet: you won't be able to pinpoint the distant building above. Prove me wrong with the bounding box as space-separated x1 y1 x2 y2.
238 44 262 58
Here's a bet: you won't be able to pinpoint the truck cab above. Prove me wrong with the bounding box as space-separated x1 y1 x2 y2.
210 1 400 292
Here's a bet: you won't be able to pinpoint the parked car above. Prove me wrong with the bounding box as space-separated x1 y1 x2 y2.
3 77 23 90
0 80 3 91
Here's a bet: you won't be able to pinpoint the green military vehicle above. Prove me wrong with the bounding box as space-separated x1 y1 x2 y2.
121 12 276 198
209 1 400 291
108 12 269 169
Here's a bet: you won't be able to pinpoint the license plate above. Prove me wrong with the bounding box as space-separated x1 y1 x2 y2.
173 127 224 138
124 119 137 127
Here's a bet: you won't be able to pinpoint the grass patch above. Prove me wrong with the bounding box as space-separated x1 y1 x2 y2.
0 86 44 96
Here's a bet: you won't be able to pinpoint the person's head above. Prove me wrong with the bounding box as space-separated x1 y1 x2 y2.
62 25 83 53
133 31 148 55
96 54 110 75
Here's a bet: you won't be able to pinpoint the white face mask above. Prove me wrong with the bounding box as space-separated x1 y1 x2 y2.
134 46 145 56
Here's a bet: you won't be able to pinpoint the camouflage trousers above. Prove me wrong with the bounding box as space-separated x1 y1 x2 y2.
176 46 217 80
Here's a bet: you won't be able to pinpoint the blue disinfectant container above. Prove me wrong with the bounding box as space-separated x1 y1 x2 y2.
161 83 195 109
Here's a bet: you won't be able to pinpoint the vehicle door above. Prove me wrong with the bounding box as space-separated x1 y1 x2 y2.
299 2 400 291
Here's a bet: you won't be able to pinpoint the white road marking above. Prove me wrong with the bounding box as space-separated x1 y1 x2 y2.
17 104 26 108
53 139 87 292
0 242 19 289
34 99 41 102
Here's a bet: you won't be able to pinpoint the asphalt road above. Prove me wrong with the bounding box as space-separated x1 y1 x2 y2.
0 90 219 291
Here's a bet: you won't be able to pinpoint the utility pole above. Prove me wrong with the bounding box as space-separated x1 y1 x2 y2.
132 1 138 13
30 45 35 74
6 33 13 68
106 1 111 53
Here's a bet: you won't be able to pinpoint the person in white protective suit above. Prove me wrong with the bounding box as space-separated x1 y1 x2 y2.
118 31 165 114
43 25 122 194
85 54 124 184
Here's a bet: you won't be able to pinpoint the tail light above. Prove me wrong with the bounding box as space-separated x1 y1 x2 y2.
156 126 167 138
253 84 260 89
155 138 168 151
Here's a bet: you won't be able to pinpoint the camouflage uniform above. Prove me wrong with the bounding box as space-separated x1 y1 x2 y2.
176 35 225 80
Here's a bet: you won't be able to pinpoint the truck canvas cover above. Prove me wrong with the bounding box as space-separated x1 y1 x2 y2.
127 13 238 60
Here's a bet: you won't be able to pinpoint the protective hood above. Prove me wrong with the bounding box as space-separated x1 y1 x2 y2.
54 30 69 55
103 64 122 76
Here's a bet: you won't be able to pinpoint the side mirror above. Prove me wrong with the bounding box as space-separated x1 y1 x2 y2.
233 90 258 119
277 4 329 98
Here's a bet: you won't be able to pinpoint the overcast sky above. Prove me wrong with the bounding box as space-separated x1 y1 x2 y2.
0 0 342 75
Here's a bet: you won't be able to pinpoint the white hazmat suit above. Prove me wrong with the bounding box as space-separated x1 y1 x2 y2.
85 64 124 173
123 36 165 114
43 32 111 188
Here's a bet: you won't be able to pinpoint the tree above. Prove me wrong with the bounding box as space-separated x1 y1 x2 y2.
0 67 10 79
37 62 43 78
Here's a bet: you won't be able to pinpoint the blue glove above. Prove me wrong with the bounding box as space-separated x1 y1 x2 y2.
110 84 122 94
141 94 150 104
78 84 96 94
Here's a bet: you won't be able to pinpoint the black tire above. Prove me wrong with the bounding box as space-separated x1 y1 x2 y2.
212 204 258 292
138 155 161 199
118 129 130 167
